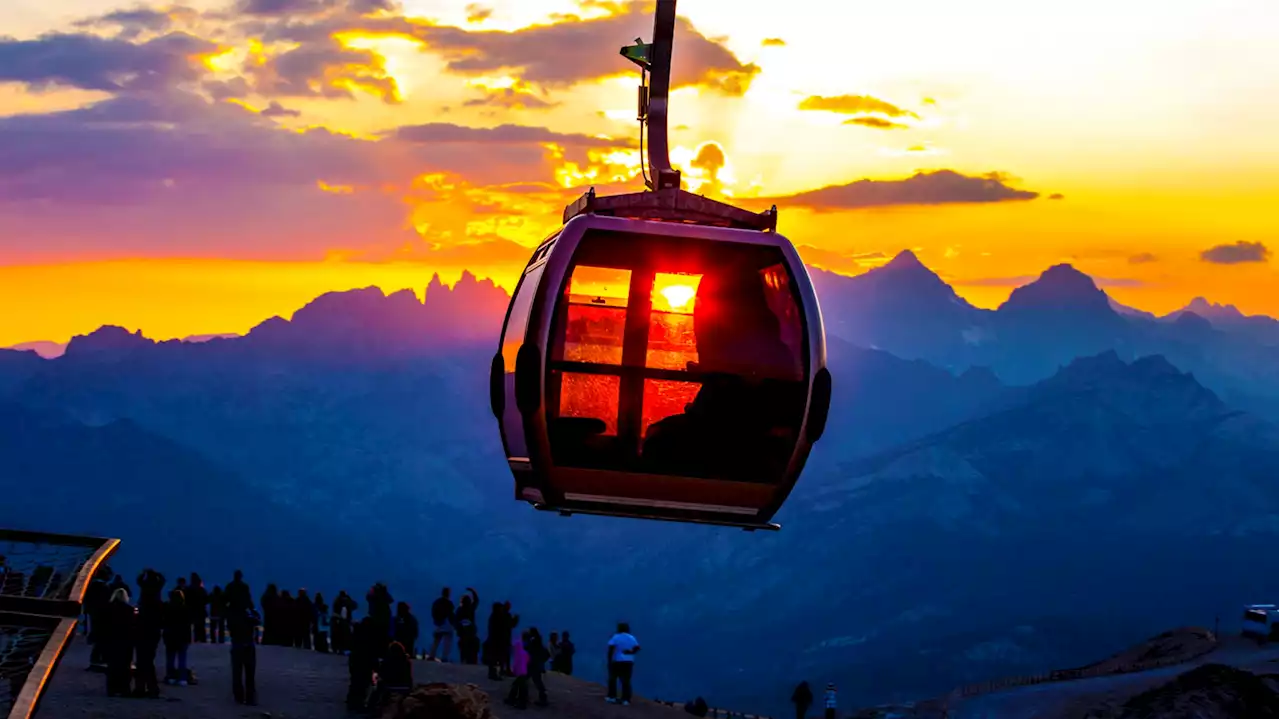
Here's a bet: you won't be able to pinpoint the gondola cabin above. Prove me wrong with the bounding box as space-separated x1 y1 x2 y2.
490 189 831 530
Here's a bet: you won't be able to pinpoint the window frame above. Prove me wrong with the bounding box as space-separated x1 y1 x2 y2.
543 229 810 475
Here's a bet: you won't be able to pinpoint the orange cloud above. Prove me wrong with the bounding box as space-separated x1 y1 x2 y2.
464 85 558 110
799 94 920 119
845 116 909 130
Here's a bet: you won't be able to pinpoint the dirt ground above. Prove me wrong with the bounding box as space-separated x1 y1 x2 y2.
38 637 685 719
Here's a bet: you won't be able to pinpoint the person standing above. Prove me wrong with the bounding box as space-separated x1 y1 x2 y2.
103 587 136 697
427 588 454 661
230 604 260 706
823 683 837 719
225 570 251 615
605 622 640 706
504 630 532 709
314 593 331 653
525 628 551 707
558 631 575 676
394 601 420 658
187 573 209 643
454 588 481 664
133 569 165 698
163 589 191 685
791 681 813 719
295 589 315 650
208 586 227 644
84 566 113 669
548 632 561 672
332 590 358 654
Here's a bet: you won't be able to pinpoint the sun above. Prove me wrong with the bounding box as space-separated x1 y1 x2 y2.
660 284 697 311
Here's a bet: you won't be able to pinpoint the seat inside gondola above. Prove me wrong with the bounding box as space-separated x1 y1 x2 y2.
546 228 809 484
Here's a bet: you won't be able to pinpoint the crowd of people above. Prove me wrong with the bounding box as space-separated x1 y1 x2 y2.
78 565 637 714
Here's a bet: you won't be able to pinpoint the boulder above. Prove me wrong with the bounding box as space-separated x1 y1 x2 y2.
381 682 495 719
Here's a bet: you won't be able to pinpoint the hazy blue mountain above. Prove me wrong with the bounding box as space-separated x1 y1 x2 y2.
819 337 1006 463
0 278 1275 716
809 251 989 369
811 256 1278 419
724 352 1277 711
1163 297 1279 348
0 402 386 596
0 348 43 394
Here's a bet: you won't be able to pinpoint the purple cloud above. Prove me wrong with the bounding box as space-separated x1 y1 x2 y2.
1200 241 1270 264
0 31 215 92
757 170 1038 211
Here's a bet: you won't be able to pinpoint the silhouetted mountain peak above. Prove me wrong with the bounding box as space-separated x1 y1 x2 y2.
884 249 925 271
1001 264 1113 315
64 325 155 358
855 249 965 300
1178 297 1246 321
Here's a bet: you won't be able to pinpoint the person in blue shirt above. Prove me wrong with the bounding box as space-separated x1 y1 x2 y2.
605 622 641 706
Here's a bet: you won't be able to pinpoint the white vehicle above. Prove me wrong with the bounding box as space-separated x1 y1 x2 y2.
1240 603 1278 639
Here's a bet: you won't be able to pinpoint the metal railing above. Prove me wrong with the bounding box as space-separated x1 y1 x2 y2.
1 529 120 719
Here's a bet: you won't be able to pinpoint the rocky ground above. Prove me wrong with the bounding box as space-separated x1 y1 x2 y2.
39 639 685 719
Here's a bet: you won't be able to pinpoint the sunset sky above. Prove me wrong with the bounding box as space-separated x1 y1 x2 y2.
1 0 1276 346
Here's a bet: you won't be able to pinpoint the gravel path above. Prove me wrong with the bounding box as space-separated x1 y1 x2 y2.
39 638 684 719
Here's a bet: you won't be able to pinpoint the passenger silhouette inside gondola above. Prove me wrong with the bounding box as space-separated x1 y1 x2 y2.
642 262 802 480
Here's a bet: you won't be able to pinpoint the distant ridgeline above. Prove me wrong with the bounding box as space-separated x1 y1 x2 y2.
0 256 1275 715
0 529 118 719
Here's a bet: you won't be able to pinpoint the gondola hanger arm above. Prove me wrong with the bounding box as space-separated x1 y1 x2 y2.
620 0 681 192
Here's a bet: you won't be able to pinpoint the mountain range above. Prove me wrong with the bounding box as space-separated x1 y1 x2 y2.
0 258 1275 715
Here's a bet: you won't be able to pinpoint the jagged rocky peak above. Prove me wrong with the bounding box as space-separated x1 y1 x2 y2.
1002 263 1111 313
64 325 154 357
1180 296 1246 321
425 271 510 317
1040 351 1225 417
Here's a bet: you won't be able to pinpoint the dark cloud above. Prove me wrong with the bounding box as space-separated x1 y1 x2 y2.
464 86 557 110
239 0 336 16
73 6 197 39
844 116 908 130
1200 241 1270 264
235 0 395 19
0 83 632 263
757 170 1039 211
389 122 633 149
0 31 215 92
465 3 493 23
761 37 785 46
349 0 399 13
249 38 400 102
406 3 759 95
260 100 301 117
1048 192 1065 200
1128 252 1158 264
799 94 919 119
